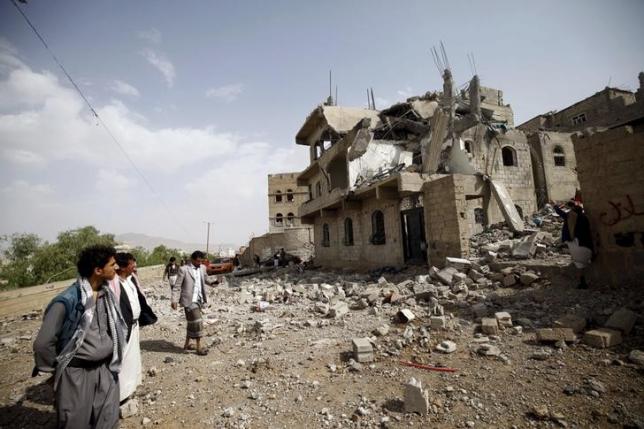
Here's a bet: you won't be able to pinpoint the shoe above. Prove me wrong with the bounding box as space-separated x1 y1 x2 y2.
196 348 209 356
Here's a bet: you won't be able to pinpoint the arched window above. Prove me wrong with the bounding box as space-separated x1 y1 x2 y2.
463 140 473 154
275 213 283 226
553 146 565 166
343 218 354 246
286 189 294 202
371 210 386 245
286 212 294 226
322 223 330 247
501 146 517 166
275 190 282 203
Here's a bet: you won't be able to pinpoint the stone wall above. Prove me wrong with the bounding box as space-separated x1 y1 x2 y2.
242 228 313 265
313 198 404 269
462 126 537 222
572 126 644 286
527 131 579 206
422 175 471 266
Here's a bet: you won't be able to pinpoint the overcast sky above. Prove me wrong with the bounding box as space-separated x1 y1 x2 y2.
1 0 643 247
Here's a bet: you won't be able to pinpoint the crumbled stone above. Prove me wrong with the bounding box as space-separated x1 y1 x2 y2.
398 309 415 323
628 350 644 366
404 377 429 415
495 311 512 329
604 307 638 335
583 328 622 348
481 318 499 335
436 340 457 354
120 399 139 419
536 328 576 343
554 315 587 333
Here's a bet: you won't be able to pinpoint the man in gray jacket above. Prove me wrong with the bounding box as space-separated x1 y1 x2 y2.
33 244 124 429
171 250 215 355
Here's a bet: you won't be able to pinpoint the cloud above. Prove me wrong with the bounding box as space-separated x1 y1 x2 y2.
0 45 306 245
141 49 175 87
138 28 162 45
396 86 414 100
110 80 140 97
205 83 245 102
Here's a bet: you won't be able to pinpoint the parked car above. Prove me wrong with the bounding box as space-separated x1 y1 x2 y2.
204 257 234 275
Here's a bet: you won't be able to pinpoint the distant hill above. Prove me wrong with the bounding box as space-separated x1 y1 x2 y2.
115 233 237 254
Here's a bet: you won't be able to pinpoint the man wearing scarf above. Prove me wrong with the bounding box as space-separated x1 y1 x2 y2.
33 244 125 429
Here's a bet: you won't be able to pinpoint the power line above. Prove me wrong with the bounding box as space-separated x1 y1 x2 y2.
10 0 191 237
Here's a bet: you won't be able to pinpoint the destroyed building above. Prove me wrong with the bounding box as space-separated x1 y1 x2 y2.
293 68 539 269
240 173 313 265
519 72 644 206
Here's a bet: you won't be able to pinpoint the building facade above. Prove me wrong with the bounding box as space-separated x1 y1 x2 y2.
268 172 313 241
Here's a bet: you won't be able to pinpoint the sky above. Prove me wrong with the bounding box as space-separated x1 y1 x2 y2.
1 0 643 248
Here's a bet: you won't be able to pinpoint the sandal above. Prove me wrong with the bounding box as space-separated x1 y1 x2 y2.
196 348 209 356
183 344 196 351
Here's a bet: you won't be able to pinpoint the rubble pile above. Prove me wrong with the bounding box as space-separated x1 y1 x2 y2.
470 204 567 262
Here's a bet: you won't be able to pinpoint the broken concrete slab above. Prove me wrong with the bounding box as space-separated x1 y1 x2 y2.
445 257 472 270
430 316 448 330
628 350 644 366
436 340 457 354
554 315 587 334
481 317 499 335
604 307 638 335
328 302 349 319
520 272 539 285
398 309 416 323
404 378 429 415
476 344 501 357
536 328 576 343
583 328 623 348
495 312 513 329
352 338 374 363
489 180 524 232
436 267 459 286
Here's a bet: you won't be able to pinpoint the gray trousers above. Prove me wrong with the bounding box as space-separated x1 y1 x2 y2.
55 364 119 429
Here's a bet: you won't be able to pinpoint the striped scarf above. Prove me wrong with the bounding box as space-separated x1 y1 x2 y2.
53 278 125 390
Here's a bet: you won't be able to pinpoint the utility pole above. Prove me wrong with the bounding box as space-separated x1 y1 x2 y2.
203 221 214 257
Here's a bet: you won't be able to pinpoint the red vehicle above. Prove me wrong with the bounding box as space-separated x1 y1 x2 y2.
203 257 234 275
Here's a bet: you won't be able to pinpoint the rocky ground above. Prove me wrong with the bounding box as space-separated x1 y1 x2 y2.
1 258 643 429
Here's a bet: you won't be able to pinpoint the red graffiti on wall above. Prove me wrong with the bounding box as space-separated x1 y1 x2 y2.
599 194 644 226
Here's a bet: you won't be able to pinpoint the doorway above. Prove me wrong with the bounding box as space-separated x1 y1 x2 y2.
401 208 427 264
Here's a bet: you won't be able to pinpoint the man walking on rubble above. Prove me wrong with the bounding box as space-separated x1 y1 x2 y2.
553 200 594 289
171 250 216 355
163 256 179 291
33 244 125 429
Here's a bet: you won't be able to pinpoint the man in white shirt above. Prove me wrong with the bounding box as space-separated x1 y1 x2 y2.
171 250 215 355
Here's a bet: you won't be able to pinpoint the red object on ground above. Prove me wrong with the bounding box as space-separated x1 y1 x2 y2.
399 360 458 373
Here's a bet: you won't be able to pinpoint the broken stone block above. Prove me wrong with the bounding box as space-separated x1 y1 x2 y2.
481 317 499 335
415 274 430 284
452 272 468 284
628 350 644 366
468 270 485 281
502 275 516 287
328 302 349 319
520 272 539 285
495 312 512 329
583 328 622 348
436 267 458 285
554 315 587 334
536 328 576 343
352 338 374 363
484 250 498 263
120 398 139 419
604 307 638 335
445 257 472 270
436 340 457 354
476 344 501 357
372 325 390 337
315 302 329 315
398 309 415 323
404 378 429 415
430 316 447 330
471 303 488 318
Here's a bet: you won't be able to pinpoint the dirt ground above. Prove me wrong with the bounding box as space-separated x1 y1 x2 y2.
1 263 643 429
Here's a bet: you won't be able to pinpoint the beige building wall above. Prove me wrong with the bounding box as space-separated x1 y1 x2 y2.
572 126 644 286
268 172 313 239
312 198 405 269
527 131 579 206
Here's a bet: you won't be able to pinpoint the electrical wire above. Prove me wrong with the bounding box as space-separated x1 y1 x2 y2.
10 0 192 236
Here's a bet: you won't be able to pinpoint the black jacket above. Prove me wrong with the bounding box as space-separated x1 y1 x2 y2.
119 275 157 341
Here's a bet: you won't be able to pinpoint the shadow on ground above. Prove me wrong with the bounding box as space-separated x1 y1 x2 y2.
140 339 185 354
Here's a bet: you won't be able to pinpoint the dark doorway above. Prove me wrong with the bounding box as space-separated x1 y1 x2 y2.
401 208 427 264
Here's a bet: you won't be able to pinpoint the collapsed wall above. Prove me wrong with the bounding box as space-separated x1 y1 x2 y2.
572 126 644 286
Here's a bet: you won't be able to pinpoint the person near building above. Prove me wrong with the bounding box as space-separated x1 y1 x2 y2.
163 256 180 291
171 250 216 355
33 244 125 429
554 199 594 289
114 252 157 403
